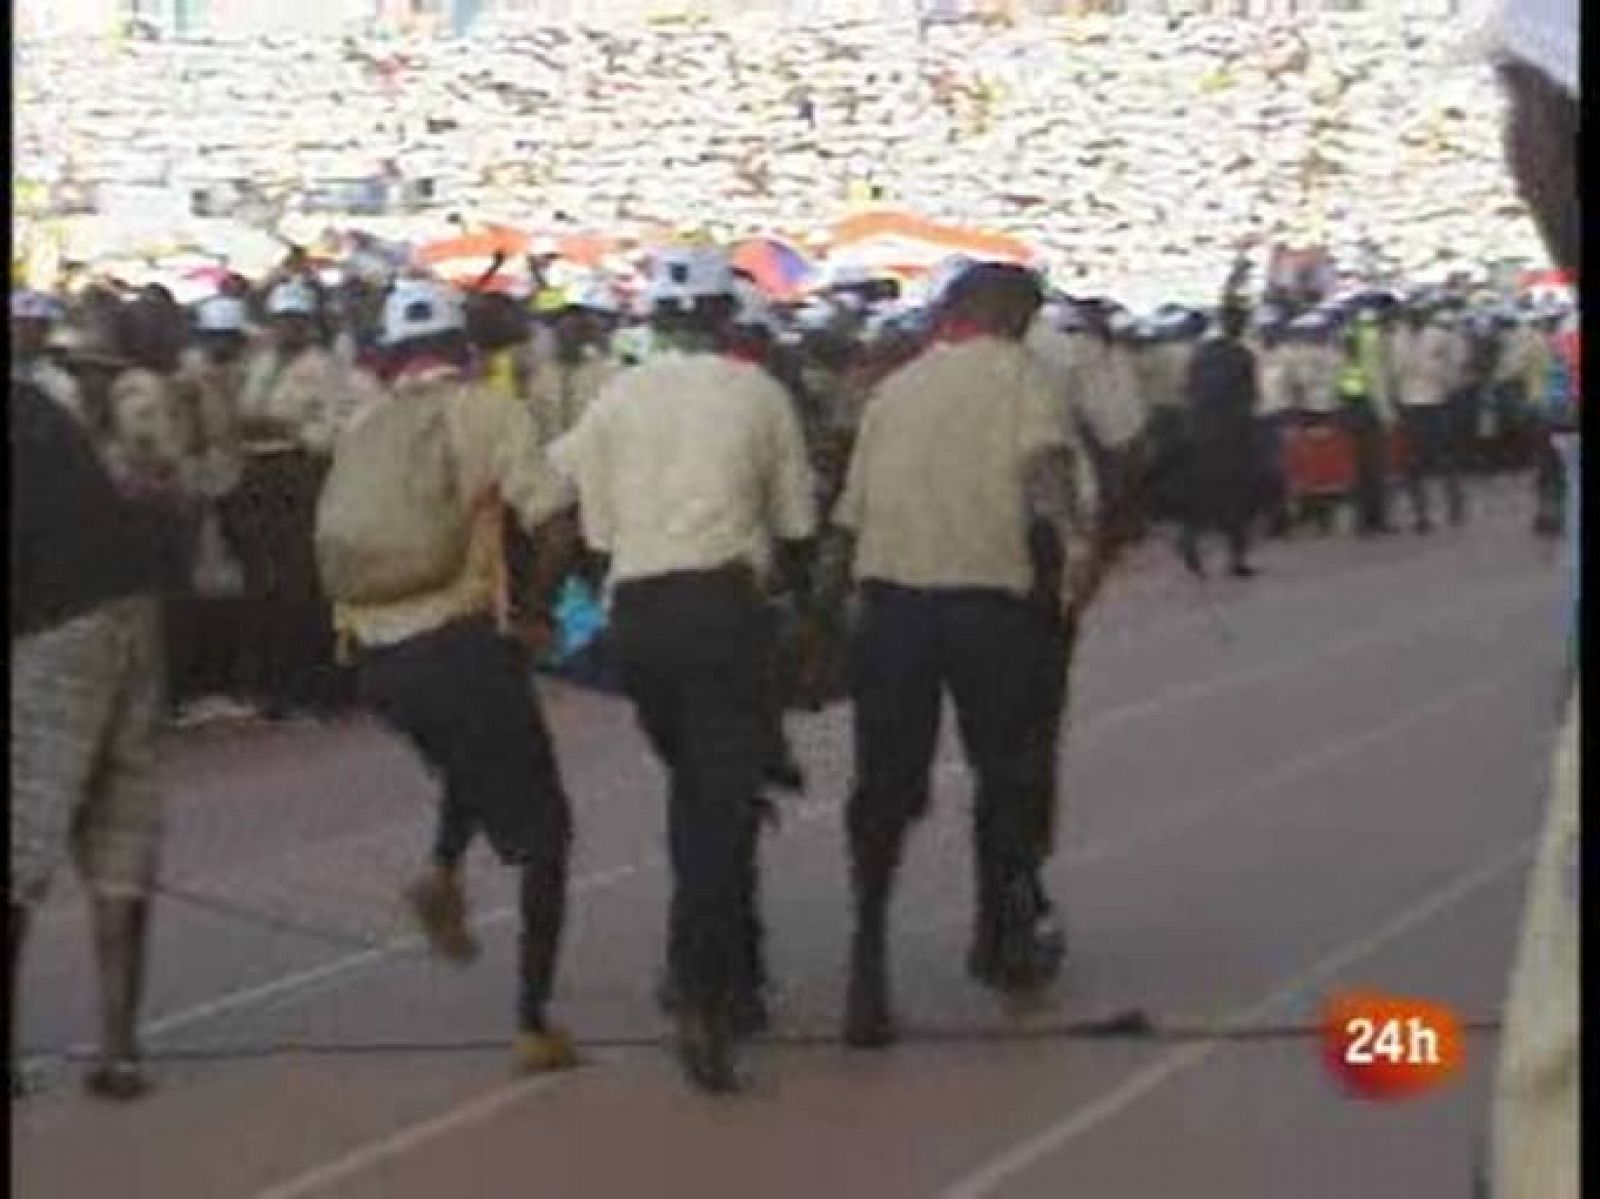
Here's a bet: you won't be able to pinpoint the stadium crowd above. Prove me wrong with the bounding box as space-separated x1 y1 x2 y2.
16 7 1547 293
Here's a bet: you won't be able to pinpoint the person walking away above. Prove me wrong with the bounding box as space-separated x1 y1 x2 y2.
550 247 819 1093
11 377 170 1101
1178 301 1264 575
528 297 617 449
317 279 580 1074
225 279 371 718
1393 302 1469 531
728 279 813 796
827 263 1098 1051
1135 309 1203 526
1026 298 1144 532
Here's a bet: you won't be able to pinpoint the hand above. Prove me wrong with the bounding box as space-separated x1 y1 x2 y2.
512 610 558 660
1061 555 1104 626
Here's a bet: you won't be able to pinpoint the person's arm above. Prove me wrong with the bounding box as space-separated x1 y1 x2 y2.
1018 363 1098 618
762 378 821 608
476 391 580 625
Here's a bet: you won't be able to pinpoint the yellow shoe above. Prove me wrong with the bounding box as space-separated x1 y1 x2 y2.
513 1027 580 1074
405 872 479 964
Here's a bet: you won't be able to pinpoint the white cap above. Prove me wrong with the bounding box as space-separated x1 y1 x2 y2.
647 247 736 311
196 296 247 334
571 282 621 315
381 278 465 347
265 280 318 318
11 290 61 321
1473 0 1578 96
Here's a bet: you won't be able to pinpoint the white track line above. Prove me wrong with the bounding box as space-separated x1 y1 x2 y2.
250 1068 583 1199
939 838 1537 1199
122 580 1548 1047
249 803 1540 1199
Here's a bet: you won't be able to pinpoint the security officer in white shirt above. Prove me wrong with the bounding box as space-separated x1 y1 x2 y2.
1393 301 1468 530
828 264 1099 1050
552 247 818 1094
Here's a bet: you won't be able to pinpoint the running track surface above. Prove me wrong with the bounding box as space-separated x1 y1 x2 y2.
14 479 1572 1199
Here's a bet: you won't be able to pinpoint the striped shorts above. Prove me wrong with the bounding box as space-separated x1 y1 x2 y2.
10 596 166 905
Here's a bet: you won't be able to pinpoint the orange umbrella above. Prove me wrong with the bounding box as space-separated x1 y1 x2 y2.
415 224 532 267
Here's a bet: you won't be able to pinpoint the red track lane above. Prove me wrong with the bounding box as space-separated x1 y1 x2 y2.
13 478 1570 1199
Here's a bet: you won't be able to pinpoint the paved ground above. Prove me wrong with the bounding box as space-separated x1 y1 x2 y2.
13 478 1571 1199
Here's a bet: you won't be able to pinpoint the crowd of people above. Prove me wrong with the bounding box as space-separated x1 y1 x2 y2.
9 257 1578 726
8 233 1577 1094
8 11 1578 1185
17 6 1548 295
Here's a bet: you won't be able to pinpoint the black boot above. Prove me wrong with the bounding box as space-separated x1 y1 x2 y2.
844 924 895 1049
993 878 1067 994
676 997 743 1095
1177 530 1205 578
85 899 152 1101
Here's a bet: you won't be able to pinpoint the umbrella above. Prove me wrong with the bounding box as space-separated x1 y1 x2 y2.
415 223 534 282
824 210 1038 278
731 237 816 301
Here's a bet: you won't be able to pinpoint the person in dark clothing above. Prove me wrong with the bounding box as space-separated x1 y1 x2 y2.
336 280 581 1076
11 378 169 1101
1177 303 1263 577
827 264 1098 1050
553 248 819 1093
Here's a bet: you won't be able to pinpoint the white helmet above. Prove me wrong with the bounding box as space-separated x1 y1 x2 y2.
265 280 318 318
381 278 465 347
571 281 621 316
196 296 247 334
647 247 735 312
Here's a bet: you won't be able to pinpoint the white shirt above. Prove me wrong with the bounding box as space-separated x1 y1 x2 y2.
1394 325 1465 409
1026 321 1145 449
835 337 1077 597
551 352 817 585
1255 343 1297 418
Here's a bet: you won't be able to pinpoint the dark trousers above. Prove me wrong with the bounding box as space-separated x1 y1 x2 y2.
1398 404 1466 528
1532 425 1568 532
1021 607 1070 865
610 567 770 1013
217 452 338 712
1257 415 1292 535
163 594 243 706
357 616 572 1029
848 583 1055 958
1342 400 1392 532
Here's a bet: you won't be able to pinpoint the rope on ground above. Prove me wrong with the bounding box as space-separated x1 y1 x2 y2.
26 1011 1503 1066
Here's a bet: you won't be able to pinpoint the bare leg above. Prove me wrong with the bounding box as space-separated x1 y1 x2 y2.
85 897 151 1100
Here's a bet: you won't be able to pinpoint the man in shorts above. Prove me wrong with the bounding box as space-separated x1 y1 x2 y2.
11 375 169 1100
